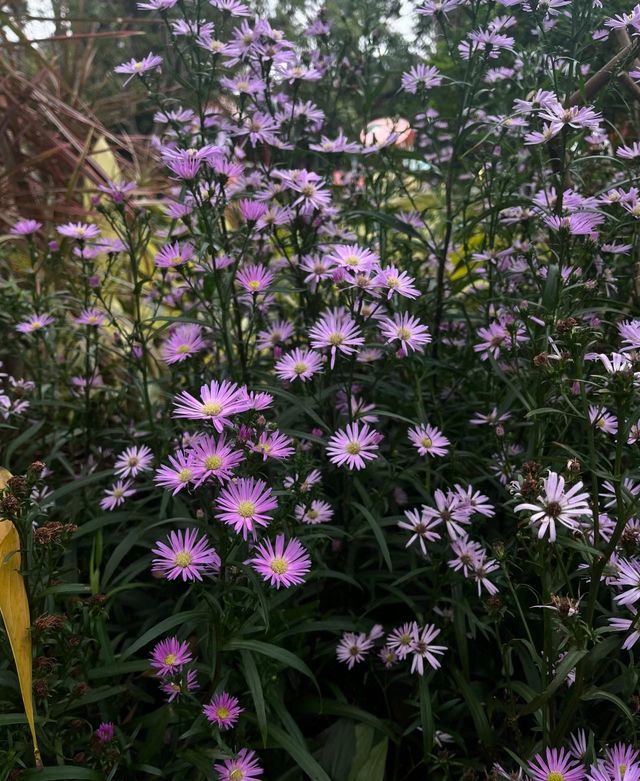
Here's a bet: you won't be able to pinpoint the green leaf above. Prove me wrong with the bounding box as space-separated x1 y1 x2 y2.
352 501 392 571
224 639 315 682
268 722 332 781
518 650 587 716
581 689 635 722
21 767 104 780
450 668 494 746
241 651 267 745
120 610 205 660
348 725 388 781
418 677 434 758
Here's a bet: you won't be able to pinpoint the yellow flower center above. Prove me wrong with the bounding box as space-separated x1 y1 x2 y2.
178 468 192 483
397 327 412 340
216 706 230 719
546 773 564 781
177 344 191 354
201 401 223 416
247 279 261 290
205 455 223 470
256 443 271 453
31 321 43 329
343 255 360 266
112 488 124 498
270 556 289 575
399 633 412 646
301 184 316 196
387 276 399 287
307 510 318 520
329 333 344 346
346 441 362 455
620 766 627 777
421 436 433 449
163 653 177 666
133 62 144 70
127 456 139 466
175 551 192 568
293 361 308 374
171 254 182 265
229 770 244 781
237 501 256 518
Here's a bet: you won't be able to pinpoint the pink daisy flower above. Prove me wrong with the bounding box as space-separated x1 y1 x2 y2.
275 348 324 382
386 622 419 660
309 312 365 368
173 380 251 430
526 748 585 781
74 308 107 327
379 313 432 353
214 477 278 539
151 528 220 581
155 240 195 268
422 489 473 539
326 422 381 470
114 52 162 86
162 324 206 364
247 534 311 588
336 631 374 668
514 471 592 542
189 434 244 484
589 405 618 436
236 264 274 294
56 222 100 240
16 314 55 334
100 480 136 511
408 423 450 457
409 624 447 674
256 320 295 351
114 444 154 478
154 451 195 495
214 749 263 781
249 431 295 460
203 692 243 730
325 244 379 274
295 499 334 524
160 669 198 702
373 266 420 299
11 219 42 236
398 508 442 555
149 636 192 677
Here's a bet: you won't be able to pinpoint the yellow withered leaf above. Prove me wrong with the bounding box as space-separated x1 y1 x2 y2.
0 470 41 767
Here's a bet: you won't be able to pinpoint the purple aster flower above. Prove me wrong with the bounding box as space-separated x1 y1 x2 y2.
149 636 192 677
399 508 442 555
234 111 281 146
10 219 42 236
409 624 447 674
114 444 153 478
95 722 115 743
422 489 473 539
526 748 585 781
214 477 278 539
210 0 250 16
154 450 195 495
249 431 295 461
155 241 195 269
514 471 592 542
401 64 442 93
373 266 420 299
309 312 365 368
173 380 251 430
309 130 361 153
16 314 54 334
236 264 274 294
325 244 380 274
203 691 244 729
100 480 136 511
336 631 374 668
56 222 100 240
454 485 495 517
275 348 324 382
162 324 206 364
74 308 107 327
379 313 432 353
408 423 450 457
589 405 618 435
247 534 311 588
114 52 162 85
386 622 419 659
160 668 198 702
295 499 333 524
604 743 640 778
326 422 381 470
189 434 244 484
152 528 220 581
613 559 640 607
544 213 604 235
214 749 263 781
256 320 294 351
288 170 332 213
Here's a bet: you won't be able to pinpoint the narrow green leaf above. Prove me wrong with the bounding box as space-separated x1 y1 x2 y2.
450 668 494 746
224 639 315 682
418 676 434 758
241 651 267 745
352 502 392 571
268 722 332 781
